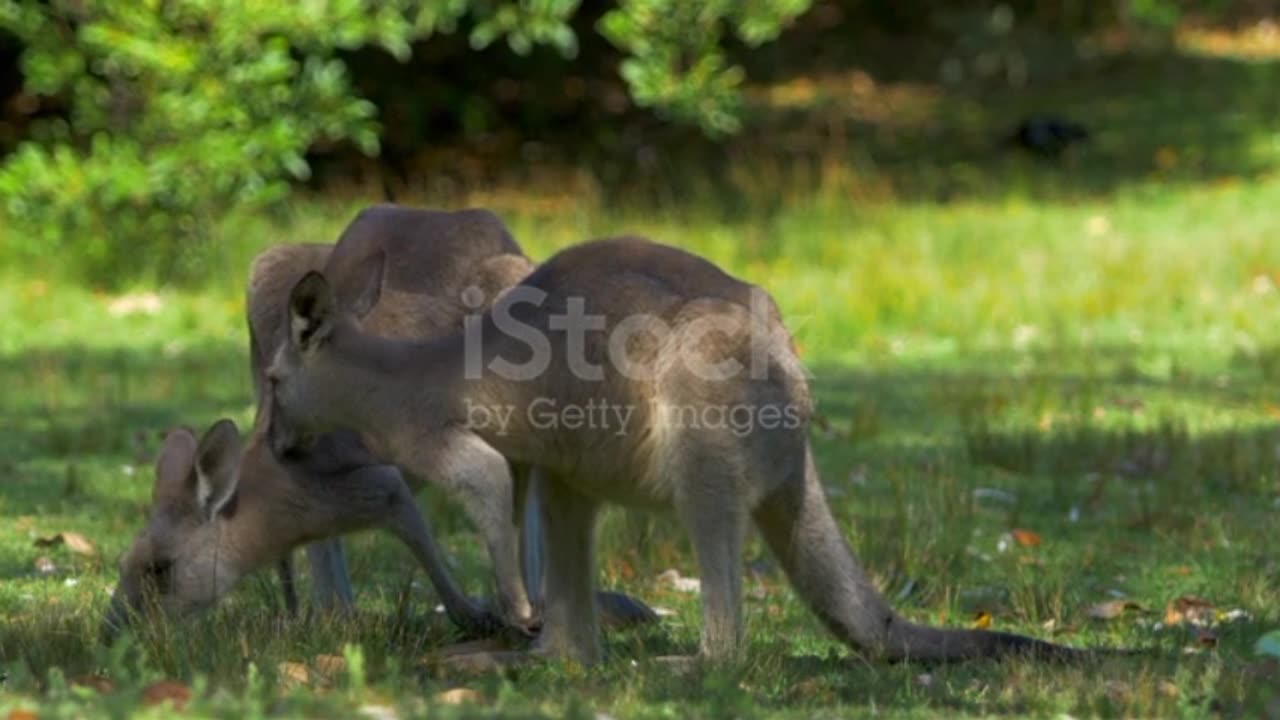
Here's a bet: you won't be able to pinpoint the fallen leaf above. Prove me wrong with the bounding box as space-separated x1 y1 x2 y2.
141 681 192 710
70 675 115 694
1088 599 1144 620
972 611 993 629
7 710 39 720
1011 529 1043 547
278 662 311 689
313 654 347 683
358 705 400 720
437 688 482 705
1165 595 1215 627
656 568 700 593
1042 618 1080 637
33 532 98 557
106 292 164 317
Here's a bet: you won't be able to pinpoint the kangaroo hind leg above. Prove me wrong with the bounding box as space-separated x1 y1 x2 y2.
671 449 750 663
532 474 602 664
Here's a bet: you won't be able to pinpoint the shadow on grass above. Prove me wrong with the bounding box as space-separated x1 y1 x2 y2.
328 16 1280 217
0 342 250 462
729 18 1280 202
0 343 1276 714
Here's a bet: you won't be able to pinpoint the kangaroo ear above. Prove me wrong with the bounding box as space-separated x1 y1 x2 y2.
341 249 385 320
288 271 335 351
153 426 198 508
194 419 242 521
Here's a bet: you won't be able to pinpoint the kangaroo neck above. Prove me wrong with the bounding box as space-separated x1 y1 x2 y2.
329 327 477 437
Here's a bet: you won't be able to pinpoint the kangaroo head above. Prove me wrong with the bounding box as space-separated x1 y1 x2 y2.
266 250 385 459
104 419 244 638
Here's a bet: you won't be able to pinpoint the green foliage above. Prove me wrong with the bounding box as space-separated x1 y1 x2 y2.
0 0 808 284
600 0 811 134
0 0 395 282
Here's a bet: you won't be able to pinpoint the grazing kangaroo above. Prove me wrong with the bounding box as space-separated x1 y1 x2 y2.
268 235 1088 665
246 206 537 623
107 207 655 638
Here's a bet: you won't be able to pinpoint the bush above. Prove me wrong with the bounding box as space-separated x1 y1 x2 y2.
0 0 811 285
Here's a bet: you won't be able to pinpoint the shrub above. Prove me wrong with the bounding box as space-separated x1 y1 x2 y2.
0 0 811 285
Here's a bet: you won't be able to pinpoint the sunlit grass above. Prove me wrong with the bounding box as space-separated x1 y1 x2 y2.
3 37 1280 720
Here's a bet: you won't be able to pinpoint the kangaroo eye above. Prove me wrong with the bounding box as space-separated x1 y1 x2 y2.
145 559 174 594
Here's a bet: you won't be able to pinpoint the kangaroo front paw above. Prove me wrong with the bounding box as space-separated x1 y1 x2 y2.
446 600 506 639
505 609 543 638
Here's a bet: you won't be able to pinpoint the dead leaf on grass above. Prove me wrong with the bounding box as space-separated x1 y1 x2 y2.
1011 528 1043 547
313 654 347 683
1165 595 1215 627
1088 599 1145 621
141 680 192 710
656 568 700 593
437 688 482 705
6 710 39 720
33 532 98 557
278 662 312 690
971 611 993 629
70 675 115 694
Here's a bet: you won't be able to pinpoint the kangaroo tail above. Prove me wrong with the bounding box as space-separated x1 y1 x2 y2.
752 445 1090 663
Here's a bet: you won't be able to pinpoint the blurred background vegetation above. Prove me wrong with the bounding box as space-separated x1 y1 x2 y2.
3 3 1280 716
0 0 1275 284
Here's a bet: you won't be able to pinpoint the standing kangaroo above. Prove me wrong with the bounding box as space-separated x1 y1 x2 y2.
268 236 1087 665
247 206 539 624
107 207 655 637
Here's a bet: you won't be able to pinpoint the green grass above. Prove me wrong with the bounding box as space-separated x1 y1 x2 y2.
4 39 1280 719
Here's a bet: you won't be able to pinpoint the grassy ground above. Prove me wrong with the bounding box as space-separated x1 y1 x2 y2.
4 27 1280 720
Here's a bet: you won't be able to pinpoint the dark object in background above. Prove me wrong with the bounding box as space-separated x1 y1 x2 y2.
1006 115 1091 158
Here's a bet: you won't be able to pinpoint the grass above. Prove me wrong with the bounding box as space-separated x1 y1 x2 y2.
4 29 1280 720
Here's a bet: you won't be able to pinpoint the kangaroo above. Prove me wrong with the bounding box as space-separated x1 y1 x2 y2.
246 206 538 624
108 207 656 638
267 235 1089 666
